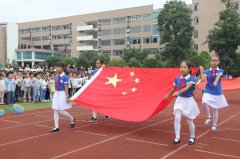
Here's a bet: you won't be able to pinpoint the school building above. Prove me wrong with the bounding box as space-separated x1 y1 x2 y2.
0 0 239 67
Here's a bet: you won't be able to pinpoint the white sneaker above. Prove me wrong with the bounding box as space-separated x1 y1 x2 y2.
212 126 217 132
205 118 212 125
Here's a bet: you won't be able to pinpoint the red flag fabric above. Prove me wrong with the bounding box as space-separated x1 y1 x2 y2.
71 67 199 122
197 77 240 91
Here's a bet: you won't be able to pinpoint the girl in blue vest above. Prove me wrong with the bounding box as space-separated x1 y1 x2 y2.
200 53 228 132
165 60 200 145
49 62 75 133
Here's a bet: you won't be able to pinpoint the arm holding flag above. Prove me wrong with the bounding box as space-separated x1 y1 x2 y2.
173 83 194 97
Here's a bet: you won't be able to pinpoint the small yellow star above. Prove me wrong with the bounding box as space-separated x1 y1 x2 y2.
131 87 137 92
130 71 135 77
134 78 140 84
105 74 122 88
122 91 128 96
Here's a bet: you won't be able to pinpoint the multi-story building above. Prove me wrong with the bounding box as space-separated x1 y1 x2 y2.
1 1 240 67
192 0 240 52
0 23 18 66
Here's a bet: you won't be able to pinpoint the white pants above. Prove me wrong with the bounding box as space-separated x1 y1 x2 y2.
204 104 219 127
174 110 195 139
53 109 74 128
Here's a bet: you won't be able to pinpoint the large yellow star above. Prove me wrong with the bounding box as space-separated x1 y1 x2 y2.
105 74 122 88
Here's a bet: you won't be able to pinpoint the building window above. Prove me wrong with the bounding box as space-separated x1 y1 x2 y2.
101 29 112 35
143 14 152 21
17 52 22 60
113 17 126 24
144 48 159 55
101 40 111 46
194 3 199 11
143 37 159 44
152 24 159 35
23 52 32 59
21 37 31 41
130 26 142 33
52 34 70 40
113 50 123 56
113 39 125 45
32 36 41 41
31 27 41 32
52 24 70 31
100 19 112 25
194 44 198 51
129 38 141 44
194 17 199 25
42 36 50 41
19 29 30 34
130 15 142 22
153 12 159 24
42 26 51 31
194 30 198 38
143 25 151 32
102 50 111 55
113 28 126 34
35 52 52 60
232 2 239 10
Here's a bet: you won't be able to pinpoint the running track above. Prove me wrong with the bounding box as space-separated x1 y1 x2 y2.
0 88 239 159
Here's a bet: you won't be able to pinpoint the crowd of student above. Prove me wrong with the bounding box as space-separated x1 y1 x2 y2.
0 64 92 106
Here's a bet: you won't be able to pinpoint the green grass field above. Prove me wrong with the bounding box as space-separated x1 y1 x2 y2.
0 102 52 114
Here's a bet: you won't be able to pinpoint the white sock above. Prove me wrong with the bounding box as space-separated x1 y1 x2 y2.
187 119 195 138
174 110 182 139
93 111 97 119
204 104 211 119
213 108 219 127
59 110 74 121
54 110 59 128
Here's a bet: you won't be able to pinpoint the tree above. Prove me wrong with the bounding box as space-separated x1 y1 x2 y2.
45 56 63 67
108 58 126 67
63 56 76 66
208 0 240 73
142 58 162 68
89 53 110 67
127 58 141 67
76 54 88 68
122 48 148 64
158 0 194 67
11 60 18 70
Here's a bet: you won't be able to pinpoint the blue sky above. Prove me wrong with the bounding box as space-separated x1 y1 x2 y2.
0 0 192 23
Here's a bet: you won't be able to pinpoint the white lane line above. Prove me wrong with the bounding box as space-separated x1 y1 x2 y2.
32 124 52 129
126 138 168 147
152 129 189 136
50 117 174 159
212 137 240 143
1 119 22 124
104 123 134 128
195 149 240 159
75 131 107 137
161 112 240 159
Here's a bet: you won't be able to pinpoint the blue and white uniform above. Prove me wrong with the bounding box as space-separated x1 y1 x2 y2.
52 72 72 110
173 74 200 119
202 67 228 109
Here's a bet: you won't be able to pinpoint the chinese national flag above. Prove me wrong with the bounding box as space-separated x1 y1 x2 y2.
71 67 199 122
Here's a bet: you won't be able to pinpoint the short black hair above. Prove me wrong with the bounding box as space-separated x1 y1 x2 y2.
34 72 39 77
55 62 65 68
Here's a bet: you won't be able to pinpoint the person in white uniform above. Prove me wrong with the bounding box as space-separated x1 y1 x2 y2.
165 60 200 145
49 62 75 133
200 53 228 132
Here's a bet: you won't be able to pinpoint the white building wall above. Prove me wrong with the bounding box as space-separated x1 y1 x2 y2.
6 23 18 63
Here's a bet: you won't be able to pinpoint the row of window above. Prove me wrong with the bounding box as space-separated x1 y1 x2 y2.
22 34 71 41
101 48 159 56
100 25 156 35
100 37 159 46
17 52 66 60
194 2 239 11
19 24 71 33
100 14 152 25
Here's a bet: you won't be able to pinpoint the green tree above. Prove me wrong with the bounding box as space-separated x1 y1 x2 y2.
127 58 141 67
158 0 194 67
122 48 148 64
108 59 126 67
45 56 63 67
63 56 76 66
76 54 89 68
142 57 162 68
208 0 240 73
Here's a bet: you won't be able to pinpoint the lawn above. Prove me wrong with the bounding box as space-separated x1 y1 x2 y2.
0 101 52 114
